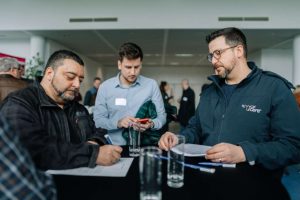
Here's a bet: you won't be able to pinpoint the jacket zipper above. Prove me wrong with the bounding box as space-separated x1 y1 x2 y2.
217 85 227 143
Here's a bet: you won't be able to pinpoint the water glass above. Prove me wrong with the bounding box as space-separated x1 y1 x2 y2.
129 122 141 157
167 135 185 188
139 146 162 200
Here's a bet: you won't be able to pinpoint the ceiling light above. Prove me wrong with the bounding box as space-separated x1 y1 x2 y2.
145 62 157 65
144 54 161 57
175 54 194 57
170 62 179 65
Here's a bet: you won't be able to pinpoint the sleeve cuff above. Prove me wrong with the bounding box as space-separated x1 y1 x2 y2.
238 141 258 164
87 144 99 168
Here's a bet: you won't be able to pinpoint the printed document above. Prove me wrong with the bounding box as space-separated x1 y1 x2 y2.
46 158 134 177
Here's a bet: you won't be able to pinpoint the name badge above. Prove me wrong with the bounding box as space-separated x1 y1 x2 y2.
115 98 127 106
183 97 188 101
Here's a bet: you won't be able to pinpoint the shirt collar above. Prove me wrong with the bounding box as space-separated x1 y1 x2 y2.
114 73 141 88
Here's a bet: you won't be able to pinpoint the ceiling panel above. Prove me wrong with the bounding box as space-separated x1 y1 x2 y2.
2 29 300 68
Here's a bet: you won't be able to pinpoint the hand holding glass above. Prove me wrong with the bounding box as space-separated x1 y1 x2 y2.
167 135 185 188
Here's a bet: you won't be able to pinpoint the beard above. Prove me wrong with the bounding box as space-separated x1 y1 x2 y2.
214 60 236 79
220 68 230 79
51 79 79 102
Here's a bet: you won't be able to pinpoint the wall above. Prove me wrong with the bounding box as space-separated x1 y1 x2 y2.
261 49 293 82
0 38 30 59
248 50 262 67
102 65 213 108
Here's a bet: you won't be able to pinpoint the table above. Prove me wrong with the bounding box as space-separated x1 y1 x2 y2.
53 146 290 200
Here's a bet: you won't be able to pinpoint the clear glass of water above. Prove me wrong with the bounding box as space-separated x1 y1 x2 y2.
139 146 162 200
129 122 141 157
167 135 185 188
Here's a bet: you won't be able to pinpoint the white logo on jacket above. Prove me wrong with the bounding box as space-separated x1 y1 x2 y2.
241 104 262 113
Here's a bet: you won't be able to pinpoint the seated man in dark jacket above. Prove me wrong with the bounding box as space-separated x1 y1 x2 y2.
0 50 122 170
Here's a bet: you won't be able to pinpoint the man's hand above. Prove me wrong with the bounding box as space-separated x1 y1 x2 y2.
205 143 246 164
117 116 137 128
138 119 154 132
158 132 178 151
96 145 123 166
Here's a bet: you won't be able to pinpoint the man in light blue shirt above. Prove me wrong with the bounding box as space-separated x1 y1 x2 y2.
93 42 166 145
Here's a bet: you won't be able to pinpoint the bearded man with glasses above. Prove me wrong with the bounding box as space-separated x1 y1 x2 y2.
159 27 300 198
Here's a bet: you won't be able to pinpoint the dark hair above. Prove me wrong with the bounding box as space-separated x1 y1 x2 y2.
206 27 248 58
118 42 143 62
45 50 84 72
160 81 167 93
94 77 101 81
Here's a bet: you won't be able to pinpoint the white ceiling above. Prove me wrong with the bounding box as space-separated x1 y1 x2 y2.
1 29 300 67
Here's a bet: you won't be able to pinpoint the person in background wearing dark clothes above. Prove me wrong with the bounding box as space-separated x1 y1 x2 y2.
177 79 195 130
84 77 101 106
160 81 176 132
0 50 122 170
160 81 174 105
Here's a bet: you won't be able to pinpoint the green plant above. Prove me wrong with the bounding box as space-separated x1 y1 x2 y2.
25 53 44 80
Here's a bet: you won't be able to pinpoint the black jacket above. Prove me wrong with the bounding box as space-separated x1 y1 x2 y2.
182 63 300 170
0 82 106 170
178 87 195 126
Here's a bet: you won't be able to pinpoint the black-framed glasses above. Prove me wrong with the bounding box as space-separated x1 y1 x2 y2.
207 45 238 63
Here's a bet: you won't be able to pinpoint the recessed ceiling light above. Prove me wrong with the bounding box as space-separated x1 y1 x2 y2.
175 54 194 57
89 54 115 57
144 54 161 57
145 62 157 65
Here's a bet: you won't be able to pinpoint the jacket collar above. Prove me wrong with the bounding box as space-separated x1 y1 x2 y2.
34 81 72 109
208 61 261 87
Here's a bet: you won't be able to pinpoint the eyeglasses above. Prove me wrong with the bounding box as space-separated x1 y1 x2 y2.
207 45 238 63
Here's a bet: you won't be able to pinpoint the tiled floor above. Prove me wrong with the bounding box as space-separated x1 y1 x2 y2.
282 164 300 200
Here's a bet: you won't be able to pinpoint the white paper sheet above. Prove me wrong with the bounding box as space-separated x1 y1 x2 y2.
171 144 212 157
46 158 134 177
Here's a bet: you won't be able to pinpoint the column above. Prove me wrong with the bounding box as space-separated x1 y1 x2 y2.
293 35 300 86
30 35 45 61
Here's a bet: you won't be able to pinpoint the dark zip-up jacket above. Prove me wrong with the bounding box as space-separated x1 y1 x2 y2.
178 87 195 127
0 82 106 170
182 63 300 170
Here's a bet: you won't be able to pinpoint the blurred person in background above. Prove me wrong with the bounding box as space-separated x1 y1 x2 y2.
84 77 101 107
0 57 28 102
160 81 177 132
177 79 195 131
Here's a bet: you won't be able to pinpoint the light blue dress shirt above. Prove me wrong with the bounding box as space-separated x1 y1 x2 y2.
93 74 166 145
